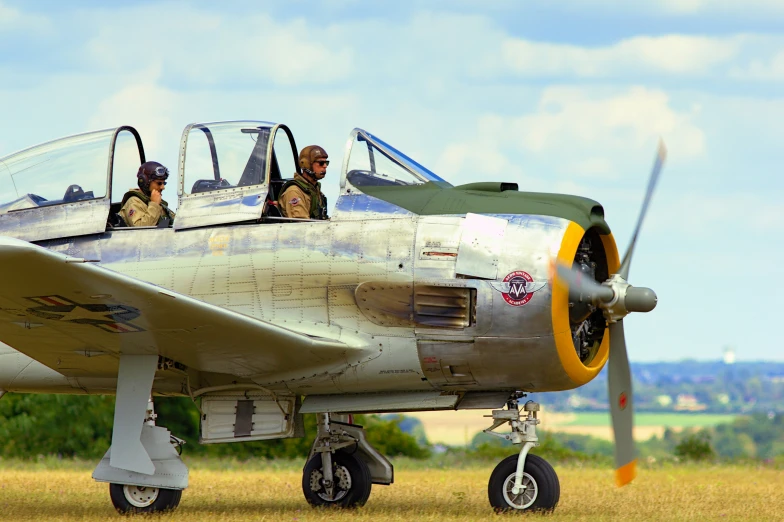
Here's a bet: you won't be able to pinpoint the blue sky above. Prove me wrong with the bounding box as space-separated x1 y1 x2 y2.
0 1 782 362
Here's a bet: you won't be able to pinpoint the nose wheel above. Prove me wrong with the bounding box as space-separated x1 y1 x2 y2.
488 454 559 513
484 397 560 513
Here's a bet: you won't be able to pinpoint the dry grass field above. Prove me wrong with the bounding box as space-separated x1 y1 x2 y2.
0 462 782 521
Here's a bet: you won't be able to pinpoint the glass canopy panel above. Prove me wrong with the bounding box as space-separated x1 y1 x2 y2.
183 121 274 195
0 130 112 213
345 129 450 188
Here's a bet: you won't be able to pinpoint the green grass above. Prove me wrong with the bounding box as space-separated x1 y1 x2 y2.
562 412 737 427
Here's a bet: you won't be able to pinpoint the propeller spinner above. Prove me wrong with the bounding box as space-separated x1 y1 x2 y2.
553 140 666 486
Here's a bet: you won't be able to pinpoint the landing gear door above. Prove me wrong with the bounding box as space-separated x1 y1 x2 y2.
175 121 278 230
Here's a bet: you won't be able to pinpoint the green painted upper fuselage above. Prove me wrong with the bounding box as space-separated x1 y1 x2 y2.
356 182 611 234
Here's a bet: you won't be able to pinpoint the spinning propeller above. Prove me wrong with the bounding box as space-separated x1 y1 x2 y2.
552 141 666 486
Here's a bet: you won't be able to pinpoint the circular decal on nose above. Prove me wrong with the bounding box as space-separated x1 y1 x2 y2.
501 270 536 306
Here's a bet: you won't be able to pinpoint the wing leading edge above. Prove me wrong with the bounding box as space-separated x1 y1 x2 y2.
0 237 362 380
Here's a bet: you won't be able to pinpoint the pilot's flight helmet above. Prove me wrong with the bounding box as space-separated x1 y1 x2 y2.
299 145 328 174
137 161 170 195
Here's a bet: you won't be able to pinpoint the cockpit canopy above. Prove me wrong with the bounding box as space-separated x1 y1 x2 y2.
0 122 461 242
341 128 450 189
0 126 144 241
175 121 298 229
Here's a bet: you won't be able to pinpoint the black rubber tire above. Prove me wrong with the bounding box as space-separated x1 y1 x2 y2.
488 454 560 513
302 450 372 508
109 483 182 514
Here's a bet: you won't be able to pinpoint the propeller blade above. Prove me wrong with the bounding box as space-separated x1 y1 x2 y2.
618 141 667 280
608 320 636 486
551 260 614 303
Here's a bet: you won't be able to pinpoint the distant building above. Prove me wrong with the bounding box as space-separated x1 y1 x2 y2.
655 395 673 407
675 394 707 412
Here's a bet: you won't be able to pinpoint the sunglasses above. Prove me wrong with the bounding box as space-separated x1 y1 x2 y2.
314 160 330 166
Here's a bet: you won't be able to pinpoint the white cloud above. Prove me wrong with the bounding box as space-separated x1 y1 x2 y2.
0 1 49 33
87 69 180 160
559 0 784 15
731 49 784 80
432 86 706 207
515 86 705 159
657 0 784 14
501 35 741 78
84 9 353 87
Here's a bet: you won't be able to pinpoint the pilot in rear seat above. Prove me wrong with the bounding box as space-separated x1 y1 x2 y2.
278 145 329 220
120 161 176 227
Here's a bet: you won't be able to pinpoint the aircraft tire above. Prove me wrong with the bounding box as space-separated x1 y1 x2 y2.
302 450 372 508
487 454 560 513
109 483 182 514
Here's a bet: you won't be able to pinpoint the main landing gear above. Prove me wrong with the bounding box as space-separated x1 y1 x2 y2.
302 413 393 508
92 355 188 515
483 397 560 513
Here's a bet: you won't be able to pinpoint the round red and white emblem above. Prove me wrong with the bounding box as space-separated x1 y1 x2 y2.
501 270 536 306
618 392 628 410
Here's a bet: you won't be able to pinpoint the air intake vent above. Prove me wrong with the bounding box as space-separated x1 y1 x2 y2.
415 286 475 328
355 283 475 329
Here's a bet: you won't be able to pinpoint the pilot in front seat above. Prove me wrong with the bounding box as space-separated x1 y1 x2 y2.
278 145 329 220
120 161 176 227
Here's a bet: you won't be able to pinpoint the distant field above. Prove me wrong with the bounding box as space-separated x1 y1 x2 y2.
553 412 737 427
407 410 738 446
1 464 782 521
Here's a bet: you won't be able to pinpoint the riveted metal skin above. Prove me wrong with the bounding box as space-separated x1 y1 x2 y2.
0 122 618 401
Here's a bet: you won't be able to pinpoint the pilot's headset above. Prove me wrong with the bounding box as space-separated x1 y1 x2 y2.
137 161 170 196
299 145 328 178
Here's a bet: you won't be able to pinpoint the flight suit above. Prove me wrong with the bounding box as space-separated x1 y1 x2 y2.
120 189 176 227
278 174 328 220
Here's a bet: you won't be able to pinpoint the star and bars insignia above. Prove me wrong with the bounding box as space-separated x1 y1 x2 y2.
25 295 144 333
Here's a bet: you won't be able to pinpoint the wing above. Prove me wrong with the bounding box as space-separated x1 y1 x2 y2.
0 237 365 380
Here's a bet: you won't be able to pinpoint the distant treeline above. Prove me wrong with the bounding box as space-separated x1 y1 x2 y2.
0 394 428 460
531 360 784 414
2 393 782 464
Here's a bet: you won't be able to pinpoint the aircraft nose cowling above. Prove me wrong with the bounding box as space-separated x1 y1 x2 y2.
548 222 620 388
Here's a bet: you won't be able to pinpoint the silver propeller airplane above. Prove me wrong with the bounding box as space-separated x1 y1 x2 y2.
0 121 663 514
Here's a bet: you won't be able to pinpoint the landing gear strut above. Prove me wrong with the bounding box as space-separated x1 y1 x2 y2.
484 397 560 513
92 355 188 515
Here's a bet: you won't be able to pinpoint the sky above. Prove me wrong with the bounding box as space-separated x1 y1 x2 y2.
0 1 781 362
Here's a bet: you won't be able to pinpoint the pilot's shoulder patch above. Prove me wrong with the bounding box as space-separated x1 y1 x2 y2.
290 197 301 206
128 209 135 217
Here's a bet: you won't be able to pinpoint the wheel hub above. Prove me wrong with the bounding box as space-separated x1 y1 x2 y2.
503 472 537 509
310 464 351 502
123 485 160 508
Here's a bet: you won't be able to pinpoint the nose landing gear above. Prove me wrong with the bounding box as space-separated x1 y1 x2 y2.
484 397 560 513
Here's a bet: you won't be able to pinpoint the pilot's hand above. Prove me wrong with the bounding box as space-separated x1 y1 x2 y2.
151 189 162 204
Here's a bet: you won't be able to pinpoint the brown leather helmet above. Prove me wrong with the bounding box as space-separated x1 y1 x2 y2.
299 145 328 174
137 161 170 195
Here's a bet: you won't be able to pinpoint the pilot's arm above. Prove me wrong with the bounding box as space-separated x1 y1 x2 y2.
279 186 310 219
120 196 164 227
